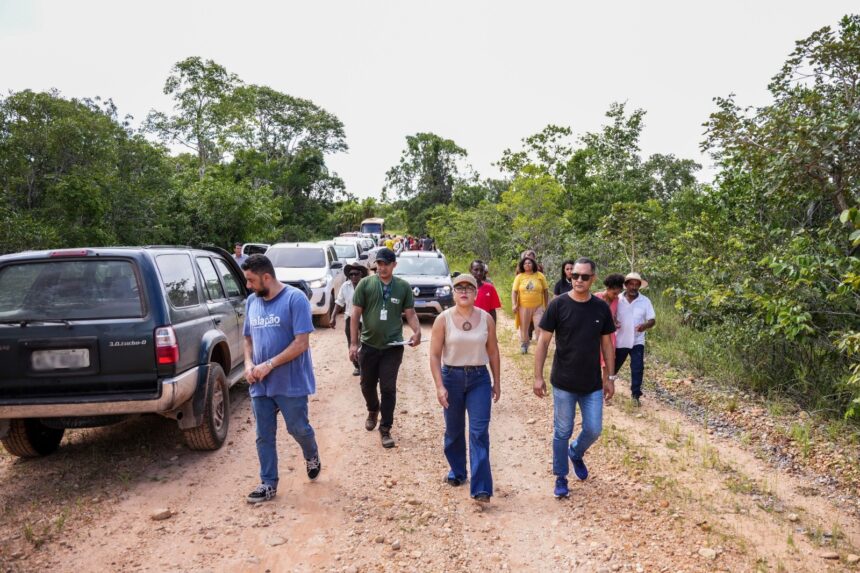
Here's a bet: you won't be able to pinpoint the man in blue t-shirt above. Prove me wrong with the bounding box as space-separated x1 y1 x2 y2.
241 254 320 504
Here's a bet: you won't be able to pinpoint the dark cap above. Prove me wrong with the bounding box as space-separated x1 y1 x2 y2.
375 248 397 264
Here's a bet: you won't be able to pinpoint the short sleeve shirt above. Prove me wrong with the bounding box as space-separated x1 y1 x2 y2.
475 281 502 313
243 286 316 398
512 272 549 308
539 294 616 394
336 281 357 317
352 275 414 349
616 293 656 348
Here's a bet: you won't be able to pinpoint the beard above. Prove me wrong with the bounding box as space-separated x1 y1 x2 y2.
254 287 270 298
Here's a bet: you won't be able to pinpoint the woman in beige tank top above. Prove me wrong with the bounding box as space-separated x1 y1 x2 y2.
429 274 501 503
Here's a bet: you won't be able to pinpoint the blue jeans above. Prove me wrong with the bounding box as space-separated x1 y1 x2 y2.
441 365 493 497
252 395 319 488
552 386 603 477
615 344 645 398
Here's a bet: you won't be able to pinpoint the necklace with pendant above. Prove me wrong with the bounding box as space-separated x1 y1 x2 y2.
457 310 473 331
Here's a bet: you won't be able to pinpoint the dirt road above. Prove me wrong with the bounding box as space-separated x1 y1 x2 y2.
1 317 859 572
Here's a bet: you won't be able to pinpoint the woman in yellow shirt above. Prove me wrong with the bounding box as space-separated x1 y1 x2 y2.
511 256 550 354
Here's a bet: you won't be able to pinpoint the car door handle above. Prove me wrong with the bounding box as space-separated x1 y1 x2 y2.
214 317 222 326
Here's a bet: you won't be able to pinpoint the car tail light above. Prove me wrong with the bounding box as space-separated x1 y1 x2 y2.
155 326 179 365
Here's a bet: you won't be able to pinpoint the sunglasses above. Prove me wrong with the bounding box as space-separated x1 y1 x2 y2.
453 285 477 293
571 273 593 281
348 272 362 277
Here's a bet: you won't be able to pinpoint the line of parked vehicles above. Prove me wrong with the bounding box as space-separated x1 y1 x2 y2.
239 231 456 326
0 225 456 458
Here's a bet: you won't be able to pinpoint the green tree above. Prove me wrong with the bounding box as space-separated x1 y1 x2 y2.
0 90 175 252
704 15 860 222
231 85 347 158
498 167 569 262
383 133 470 232
498 124 574 180
144 57 241 178
178 175 281 245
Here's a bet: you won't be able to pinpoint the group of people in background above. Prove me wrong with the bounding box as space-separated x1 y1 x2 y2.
237 245 655 506
382 234 435 253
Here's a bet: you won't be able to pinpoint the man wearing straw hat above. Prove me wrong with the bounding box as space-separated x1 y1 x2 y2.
615 272 656 407
330 263 369 376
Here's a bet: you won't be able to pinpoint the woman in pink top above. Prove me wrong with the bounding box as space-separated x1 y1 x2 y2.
593 274 625 370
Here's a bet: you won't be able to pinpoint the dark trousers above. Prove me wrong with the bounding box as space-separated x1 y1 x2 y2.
345 317 360 369
359 345 404 431
615 345 645 398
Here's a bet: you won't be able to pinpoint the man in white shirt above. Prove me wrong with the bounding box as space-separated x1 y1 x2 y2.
615 272 656 407
330 263 368 376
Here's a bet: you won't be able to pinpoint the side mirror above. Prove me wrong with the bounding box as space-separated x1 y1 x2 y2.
331 261 344 270
359 253 368 260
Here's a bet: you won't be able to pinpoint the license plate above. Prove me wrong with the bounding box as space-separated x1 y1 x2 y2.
31 348 90 371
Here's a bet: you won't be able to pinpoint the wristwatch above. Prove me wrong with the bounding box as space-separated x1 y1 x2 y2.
607 375 618 382
265 359 274 369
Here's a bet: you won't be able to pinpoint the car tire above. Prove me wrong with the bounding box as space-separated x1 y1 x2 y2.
1 419 65 457
183 363 230 451
317 292 334 327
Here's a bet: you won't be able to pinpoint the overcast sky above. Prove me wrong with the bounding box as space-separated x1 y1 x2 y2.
1 1 856 198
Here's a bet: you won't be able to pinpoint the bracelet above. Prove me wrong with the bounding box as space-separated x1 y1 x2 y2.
265 359 274 369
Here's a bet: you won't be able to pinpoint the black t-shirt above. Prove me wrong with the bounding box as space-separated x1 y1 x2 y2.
553 278 572 296
539 294 616 394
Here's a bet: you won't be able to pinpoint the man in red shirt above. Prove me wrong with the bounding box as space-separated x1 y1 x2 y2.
470 260 501 321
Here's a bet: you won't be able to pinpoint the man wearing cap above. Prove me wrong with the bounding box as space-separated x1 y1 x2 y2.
349 248 421 448
330 263 369 376
615 272 656 407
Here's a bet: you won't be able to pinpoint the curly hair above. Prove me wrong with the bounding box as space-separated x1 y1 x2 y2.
517 257 538 274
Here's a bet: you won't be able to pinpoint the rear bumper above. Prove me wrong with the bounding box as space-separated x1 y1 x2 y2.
0 366 200 419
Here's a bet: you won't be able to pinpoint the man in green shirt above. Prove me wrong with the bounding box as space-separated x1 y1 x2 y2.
349 248 421 448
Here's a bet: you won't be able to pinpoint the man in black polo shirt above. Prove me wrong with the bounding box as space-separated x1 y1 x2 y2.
534 257 616 499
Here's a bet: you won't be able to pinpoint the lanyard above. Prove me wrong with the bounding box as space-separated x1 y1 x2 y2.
379 277 392 310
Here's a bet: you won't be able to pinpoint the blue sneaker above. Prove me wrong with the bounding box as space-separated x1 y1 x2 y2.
571 457 589 481
553 477 569 499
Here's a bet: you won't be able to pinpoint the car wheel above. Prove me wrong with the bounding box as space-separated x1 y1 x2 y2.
317 292 334 327
1 419 65 457
183 363 230 451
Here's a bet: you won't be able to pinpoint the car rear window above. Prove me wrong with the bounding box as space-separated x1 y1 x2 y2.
0 259 144 320
332 244 356 259
156 254 201 308
267 248 325 268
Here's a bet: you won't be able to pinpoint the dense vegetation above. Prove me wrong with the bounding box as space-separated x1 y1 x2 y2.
1 17 859 418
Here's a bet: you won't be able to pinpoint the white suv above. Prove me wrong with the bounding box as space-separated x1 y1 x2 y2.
265 243 345 326
331 237 372 269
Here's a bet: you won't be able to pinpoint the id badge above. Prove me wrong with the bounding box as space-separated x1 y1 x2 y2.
380 308 388 321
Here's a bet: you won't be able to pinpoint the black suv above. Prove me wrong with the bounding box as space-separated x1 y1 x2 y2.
394 251 455 317
0 246 248 457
